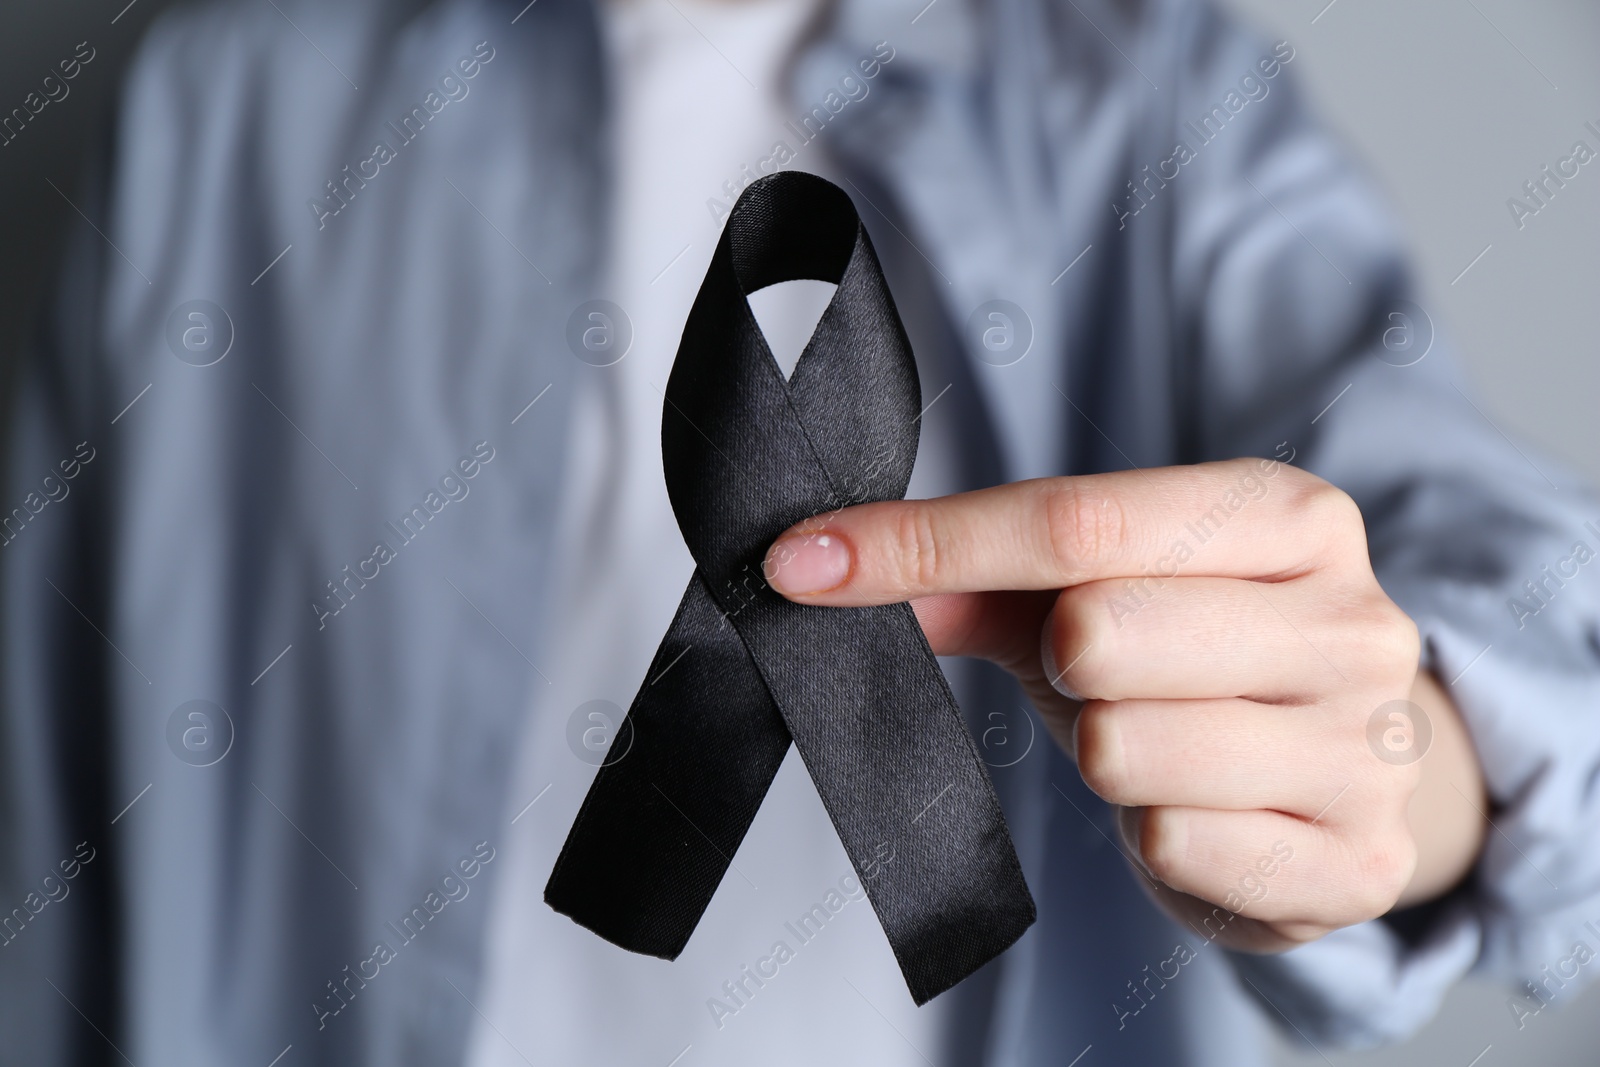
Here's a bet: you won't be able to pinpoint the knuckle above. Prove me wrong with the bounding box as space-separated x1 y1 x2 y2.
1342 594 1421 686
1044 481 1127 579
1279 462 1329 499
894 502 944 595
1384 603 1422 673
1352 831 1417 918
1390 755 1424 797
1301 480 1367 553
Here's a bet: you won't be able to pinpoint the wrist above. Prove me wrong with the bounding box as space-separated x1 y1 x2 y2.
1395 669 1488 909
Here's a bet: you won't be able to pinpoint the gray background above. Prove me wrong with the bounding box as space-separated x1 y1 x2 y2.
1 1 1595 1064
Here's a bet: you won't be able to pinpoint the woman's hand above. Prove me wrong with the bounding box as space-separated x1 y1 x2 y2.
763 458 1487 951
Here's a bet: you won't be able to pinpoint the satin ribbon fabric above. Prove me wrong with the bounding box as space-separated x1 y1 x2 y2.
545 172 1035 1005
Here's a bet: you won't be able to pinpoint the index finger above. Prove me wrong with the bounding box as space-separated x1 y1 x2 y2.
762 458 1358 605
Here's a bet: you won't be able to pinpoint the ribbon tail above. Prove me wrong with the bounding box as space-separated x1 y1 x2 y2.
749 599 1037 1005
544 570 791 958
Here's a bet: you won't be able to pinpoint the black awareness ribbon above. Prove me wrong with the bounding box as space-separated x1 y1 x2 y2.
544 171 1035 1005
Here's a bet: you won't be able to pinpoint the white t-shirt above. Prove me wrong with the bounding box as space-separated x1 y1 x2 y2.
466 0 961 1062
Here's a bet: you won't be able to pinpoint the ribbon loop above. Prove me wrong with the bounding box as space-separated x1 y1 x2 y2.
545 171 1035 1005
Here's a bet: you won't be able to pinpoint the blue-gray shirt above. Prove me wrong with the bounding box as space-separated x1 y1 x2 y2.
4 0 1599 1063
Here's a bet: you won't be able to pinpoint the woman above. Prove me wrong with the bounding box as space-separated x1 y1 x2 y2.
4 0 1596 1063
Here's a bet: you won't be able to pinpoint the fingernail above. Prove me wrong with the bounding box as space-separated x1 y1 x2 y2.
1115 804 1142 847
766 533 851 596
1039 613 1086 702
1115 806 1157 880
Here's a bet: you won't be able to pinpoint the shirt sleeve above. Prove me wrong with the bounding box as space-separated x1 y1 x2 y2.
1159 0 1600 1049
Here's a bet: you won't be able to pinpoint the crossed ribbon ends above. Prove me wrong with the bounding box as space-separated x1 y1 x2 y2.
544 171 1036 1006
